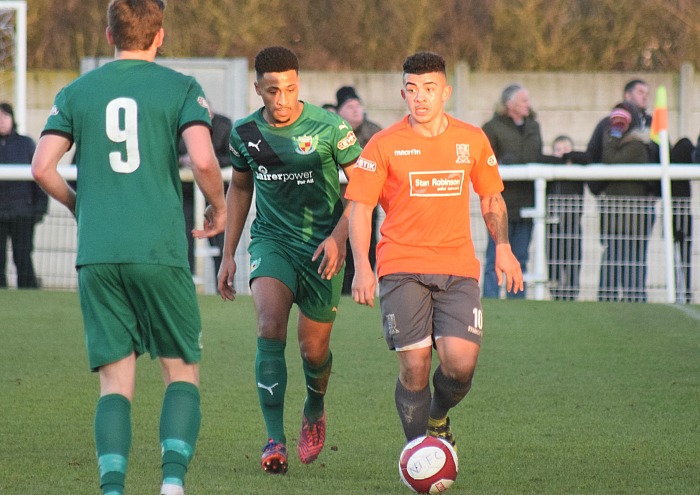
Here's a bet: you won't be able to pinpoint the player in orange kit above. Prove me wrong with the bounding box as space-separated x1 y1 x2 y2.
345 51 523 449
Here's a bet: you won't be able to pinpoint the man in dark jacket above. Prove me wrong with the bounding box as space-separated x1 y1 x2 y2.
482 84 543 299
0 102 48 288
593 102 655 302
586 79 652 164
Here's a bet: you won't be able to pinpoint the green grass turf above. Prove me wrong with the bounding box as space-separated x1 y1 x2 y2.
1 291 699 494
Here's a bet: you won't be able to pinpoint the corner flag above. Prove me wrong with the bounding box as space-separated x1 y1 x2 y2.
651 84 676 302
649 86 667 145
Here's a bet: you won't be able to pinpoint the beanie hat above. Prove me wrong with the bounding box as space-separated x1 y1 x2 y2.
336 86 361 110
0 102 16 132
0 102 14 119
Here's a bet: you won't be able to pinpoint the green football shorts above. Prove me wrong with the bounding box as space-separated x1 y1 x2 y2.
248 237 344 323
78 263 202 371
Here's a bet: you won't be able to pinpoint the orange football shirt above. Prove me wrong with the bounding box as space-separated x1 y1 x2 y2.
345 115 503 279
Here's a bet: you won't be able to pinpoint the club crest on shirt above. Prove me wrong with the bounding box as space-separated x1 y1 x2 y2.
294 134 319 155
456 144 470 164
197 96 210 111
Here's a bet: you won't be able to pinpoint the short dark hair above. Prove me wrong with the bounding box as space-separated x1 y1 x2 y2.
254 46 299 79
107 0 165 51
623 79 647 95
402 51 446 76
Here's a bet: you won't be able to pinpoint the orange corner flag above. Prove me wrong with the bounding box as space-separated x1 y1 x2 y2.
650 86 667 144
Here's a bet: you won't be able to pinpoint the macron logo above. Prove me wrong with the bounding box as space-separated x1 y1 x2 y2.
394 148 421 156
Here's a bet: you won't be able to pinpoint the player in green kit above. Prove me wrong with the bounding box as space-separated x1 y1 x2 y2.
217 46 362 474
31 2 226 495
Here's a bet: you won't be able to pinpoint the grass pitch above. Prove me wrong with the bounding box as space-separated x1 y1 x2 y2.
1 290 699 494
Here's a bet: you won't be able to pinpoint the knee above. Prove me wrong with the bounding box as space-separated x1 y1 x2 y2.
399 362 432 391
161 359 199 387
452 368 475 386
257 315 287 341
299 340 329 366
440 363 476 384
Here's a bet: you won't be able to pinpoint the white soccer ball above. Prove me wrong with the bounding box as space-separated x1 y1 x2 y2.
398 435 459 494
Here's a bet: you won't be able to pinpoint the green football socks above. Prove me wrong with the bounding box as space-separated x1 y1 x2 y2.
302 351 333 422
160 381 201 489
256 337 288 444
95 394 131 495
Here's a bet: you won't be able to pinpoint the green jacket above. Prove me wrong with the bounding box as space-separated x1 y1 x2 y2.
598 129 654 197
482 112 542 221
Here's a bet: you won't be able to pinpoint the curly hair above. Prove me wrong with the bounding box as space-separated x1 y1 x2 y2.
402 51 446 76
254 46 299 79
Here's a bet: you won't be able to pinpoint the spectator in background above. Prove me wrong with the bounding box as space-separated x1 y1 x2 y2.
321 103 336 113
336 86 382 147
587 79 652 163
591 102 656 302
543 135 586 300
0 102 48 289
179 107 232 284
482 84 543 299
335 85 382 294
668 136 695 302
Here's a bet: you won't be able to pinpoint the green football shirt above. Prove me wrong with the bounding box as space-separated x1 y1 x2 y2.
229 103 362 250
42 59 212 267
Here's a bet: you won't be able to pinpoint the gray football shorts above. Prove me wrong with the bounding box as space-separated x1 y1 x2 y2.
378 273 483 351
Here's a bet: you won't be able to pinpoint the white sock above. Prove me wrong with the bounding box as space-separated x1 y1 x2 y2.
160 483 184 495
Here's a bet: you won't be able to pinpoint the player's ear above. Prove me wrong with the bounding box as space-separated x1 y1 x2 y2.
153 28 165 49
442 84 452 103
400 88 407 102
105 27 115 46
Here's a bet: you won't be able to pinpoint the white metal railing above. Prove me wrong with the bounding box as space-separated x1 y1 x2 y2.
4 163 700 302
499 164 700 302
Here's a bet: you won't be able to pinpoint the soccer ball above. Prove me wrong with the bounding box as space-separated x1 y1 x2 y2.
398 436 458 494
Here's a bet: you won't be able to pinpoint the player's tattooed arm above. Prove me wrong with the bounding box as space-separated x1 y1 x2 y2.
480 191 524 293
479 192 509 244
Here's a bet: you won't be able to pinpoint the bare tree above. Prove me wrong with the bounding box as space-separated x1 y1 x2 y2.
28 0 110 69
23 0 700 71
